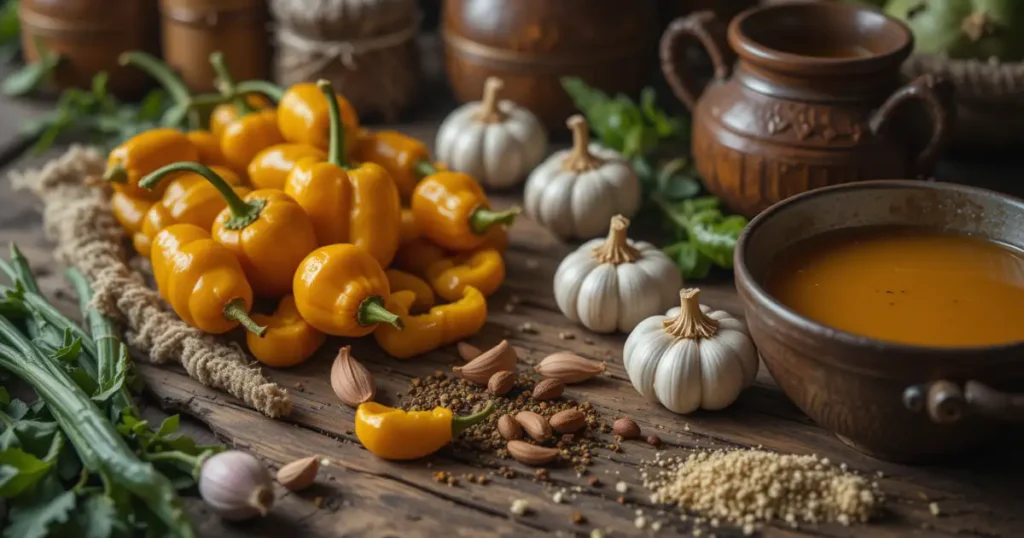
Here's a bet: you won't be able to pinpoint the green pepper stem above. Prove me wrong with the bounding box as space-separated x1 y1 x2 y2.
209 52 252 116
103 162 127 184
119 51 192 108
413 159 438 178
451 401 495 437
139 162 264 230
235 80 285 102
316 79 347 168
223 298 267 337
469 206 520 235
357 296 403 330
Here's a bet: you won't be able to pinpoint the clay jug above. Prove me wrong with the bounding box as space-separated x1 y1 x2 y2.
660 2 956 217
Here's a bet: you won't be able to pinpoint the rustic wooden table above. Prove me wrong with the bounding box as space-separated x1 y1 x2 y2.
1 39 1023 538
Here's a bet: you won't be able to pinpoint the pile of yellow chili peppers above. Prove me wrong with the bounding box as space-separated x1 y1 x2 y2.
106 52 518 369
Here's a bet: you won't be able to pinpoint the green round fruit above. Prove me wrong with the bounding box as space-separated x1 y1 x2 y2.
885 0 1024 61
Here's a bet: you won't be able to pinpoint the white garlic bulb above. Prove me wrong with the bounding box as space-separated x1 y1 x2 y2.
553 215 682 333
624 288 758 414
435 77 548 190
199 450 275 521
524 115 641 240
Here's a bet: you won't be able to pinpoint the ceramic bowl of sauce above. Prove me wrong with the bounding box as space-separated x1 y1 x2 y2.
734 180 1024 462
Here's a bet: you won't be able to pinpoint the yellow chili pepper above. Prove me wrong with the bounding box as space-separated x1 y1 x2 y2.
246 295 326 368
132 166 249 258
292 243 404 337
425 248 504 302
186 130 230 169
141 162 318 298
104 128 199 200
393 237 448 276
351 129 439 199
276 82 360 153
110 192 153 234
247 143 326 190
209 53 285 172
374 286 487 359
480 225 509 253
355 401 494 460
149 223 265 336
411 172 519 251
284 80 401 267
398 207 419 245
210 94 272 139
385 269 435 313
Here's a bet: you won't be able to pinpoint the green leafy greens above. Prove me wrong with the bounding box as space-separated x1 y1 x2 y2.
561 77 747 278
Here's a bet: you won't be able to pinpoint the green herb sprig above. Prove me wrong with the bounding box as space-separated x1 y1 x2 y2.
561 77 747 279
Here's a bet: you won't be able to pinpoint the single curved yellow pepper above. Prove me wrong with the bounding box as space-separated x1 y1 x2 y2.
247 143 326 190
374 286 487 359
105 128 199 200
393 238 448 276
355 401 494 461
210 53 285 172
186 130 230 169
385 269 435 313
284 80 401 267
411 172 519 251
133 166 249 258
142 162 318 298
399 207 419 245
110 192 153 234
246 295 325 368
426 248 505 302
292 243 403 337
277 82 360 153
351 129 439 199
150 223 265 336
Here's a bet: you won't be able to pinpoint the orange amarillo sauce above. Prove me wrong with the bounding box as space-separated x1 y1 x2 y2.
766 227 1024 347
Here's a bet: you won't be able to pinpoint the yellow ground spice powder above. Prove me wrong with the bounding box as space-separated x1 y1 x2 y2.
642 449 882 529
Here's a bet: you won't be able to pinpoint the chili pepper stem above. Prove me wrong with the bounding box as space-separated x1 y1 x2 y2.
235 80 285 102
104 162 127 183
316 79 347 168
119 51 191 108
451 401 496 437
223 298 267 337
469 206 520 235
140 161 265 230
209 52 253 116
357 296 404 330
413 159 438 178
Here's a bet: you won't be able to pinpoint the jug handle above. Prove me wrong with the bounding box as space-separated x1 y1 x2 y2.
659 10 735 111
902 380 1024 424
869 74 956 176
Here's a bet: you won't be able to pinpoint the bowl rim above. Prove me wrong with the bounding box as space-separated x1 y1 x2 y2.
735 179 1024 356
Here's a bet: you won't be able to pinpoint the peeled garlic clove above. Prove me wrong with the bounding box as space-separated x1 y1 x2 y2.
452 340 517 385
199 450 275 521
277 455 320 491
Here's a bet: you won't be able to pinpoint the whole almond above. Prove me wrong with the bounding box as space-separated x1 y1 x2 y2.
506 440 559 466
330 346 376 407
515 411 552 441
453 340 517 385
488 371 516 396
549 409 585 433
276 455 320 491
497 414 523 440
613 418 642 440
457 341 482 361
534 352 606 384
531 379 565 400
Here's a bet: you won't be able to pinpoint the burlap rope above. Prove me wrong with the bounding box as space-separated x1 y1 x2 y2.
9 146 292 418
274 13 421 120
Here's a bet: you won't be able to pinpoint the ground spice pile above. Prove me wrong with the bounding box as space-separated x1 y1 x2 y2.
401 372 611 472
642 449 881 531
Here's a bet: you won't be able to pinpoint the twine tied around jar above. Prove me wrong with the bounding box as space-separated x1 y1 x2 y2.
275 11 421 76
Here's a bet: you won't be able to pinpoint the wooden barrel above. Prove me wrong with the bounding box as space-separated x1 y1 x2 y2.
442 0 657 131
19 0 159 96
159 0 270 92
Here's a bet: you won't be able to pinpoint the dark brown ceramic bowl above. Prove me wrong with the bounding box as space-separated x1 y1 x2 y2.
734 180 1024 463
